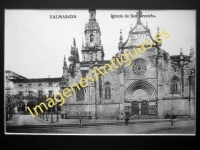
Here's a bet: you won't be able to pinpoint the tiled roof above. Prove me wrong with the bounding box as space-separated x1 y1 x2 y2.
5 70 27 79
11 77 62 83
170 55 190 61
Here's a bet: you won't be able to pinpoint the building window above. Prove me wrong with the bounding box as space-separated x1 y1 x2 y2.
81 70 87 78
19 84 22 87
170 76 181 95
28 84 32 88
104 82 111 99
28 91 32 97
38 90 43 97
6 76 8 80
19 91 23 96
49 91 53 97
76 87 85 101
49 82 52 87
38 84 42 87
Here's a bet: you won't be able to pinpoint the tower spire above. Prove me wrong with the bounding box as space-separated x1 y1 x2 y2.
190 46 194 56
82 38 84 47
64 55 67 67
156 26 161 41
83 9 104 61
62 55 69 84
180 46 183 55
120 29 123 42
136 10 142 25
157 26 160 34
118 29 123 49
73 38 76 47
89 9 96 21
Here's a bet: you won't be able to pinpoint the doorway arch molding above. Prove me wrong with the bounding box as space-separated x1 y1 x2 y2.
125 80 157 101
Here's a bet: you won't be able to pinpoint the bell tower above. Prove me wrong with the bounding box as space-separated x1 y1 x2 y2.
82 9 105 62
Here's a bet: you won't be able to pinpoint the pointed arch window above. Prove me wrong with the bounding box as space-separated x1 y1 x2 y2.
76 87 85 101
170 76 181 95
104 82 111 99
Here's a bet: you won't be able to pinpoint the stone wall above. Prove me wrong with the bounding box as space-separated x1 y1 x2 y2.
61 103 121 119
162 98 190 116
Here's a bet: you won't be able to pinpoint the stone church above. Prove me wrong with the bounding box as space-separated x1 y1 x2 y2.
59 9 195 119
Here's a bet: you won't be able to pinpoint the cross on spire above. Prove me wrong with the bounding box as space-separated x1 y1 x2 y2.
136 10 142 25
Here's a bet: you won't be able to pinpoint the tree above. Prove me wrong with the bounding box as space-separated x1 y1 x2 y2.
5 92 21 121
6 91 39 121
35 94 46 119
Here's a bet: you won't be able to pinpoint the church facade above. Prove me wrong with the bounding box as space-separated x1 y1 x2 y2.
59 9 195 119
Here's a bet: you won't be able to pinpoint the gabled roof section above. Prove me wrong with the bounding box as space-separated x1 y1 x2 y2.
170 55 190 61
122 10 157 49
10 77 62 83
5 70 27 79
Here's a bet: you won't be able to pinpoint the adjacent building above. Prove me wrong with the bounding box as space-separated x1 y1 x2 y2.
5 70 62 113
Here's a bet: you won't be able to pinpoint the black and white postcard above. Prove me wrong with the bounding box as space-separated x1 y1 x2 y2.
5 9 196 135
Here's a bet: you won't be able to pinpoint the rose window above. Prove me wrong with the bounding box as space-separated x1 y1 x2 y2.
132 59 148 76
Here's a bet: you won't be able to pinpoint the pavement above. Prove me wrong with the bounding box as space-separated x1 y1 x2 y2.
6 114 43 126
6 114 195 127
6 114 195 134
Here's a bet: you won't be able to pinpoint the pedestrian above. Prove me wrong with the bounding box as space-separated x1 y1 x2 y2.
171 115 176 125
127 115 129 125
125 116 127 125
125 115 129 125
79 119 82 128
120 113 123 120
166 113 169 119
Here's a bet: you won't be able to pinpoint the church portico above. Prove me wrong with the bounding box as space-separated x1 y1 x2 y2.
124 80 157 116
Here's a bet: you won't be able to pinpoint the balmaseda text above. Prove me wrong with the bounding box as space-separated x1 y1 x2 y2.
27 29 170 118
49 15 76 19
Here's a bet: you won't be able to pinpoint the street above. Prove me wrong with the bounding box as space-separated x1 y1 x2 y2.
6 114 195 134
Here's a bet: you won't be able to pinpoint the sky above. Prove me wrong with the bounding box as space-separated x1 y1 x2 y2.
5 9 196 78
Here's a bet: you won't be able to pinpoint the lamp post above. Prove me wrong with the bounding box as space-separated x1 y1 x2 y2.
50 107 53 123
55 101 59 122
45 101 48 121
189 77 191 118
171 99 174 126
46 110 48 121
64 108 67 119
94 81 97 119
42 109 44 120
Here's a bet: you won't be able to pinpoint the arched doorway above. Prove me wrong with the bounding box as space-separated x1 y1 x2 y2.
131 101 139 115
18 101 25 112
141 100 148 115
125 80 157 116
